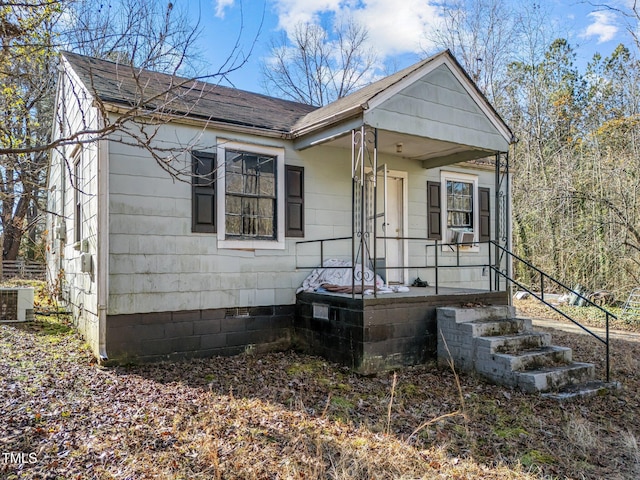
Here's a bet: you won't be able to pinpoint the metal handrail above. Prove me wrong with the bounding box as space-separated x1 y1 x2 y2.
295 235 614 383
489 240 614 383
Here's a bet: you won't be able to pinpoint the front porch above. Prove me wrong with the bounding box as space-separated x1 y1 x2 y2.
295 286 508 374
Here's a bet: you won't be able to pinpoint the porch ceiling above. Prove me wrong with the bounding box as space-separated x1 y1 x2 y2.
308 128 497 168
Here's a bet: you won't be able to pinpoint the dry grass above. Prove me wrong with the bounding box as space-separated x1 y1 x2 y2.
2 304 640 479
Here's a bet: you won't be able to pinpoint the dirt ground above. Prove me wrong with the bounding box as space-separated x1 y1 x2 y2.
1 312 639 479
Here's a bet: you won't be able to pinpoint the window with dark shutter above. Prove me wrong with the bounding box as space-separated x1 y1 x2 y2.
427 181 441 240
192 151 216 233
285 165 304 237
479 187 491 242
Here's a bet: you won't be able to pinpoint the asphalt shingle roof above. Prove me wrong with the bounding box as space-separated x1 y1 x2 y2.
61 51 318 133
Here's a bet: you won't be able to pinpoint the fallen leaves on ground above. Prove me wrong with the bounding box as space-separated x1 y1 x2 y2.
1 314 639 479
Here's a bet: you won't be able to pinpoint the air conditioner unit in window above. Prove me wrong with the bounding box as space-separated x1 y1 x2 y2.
0 287 34 323
454 230 476 247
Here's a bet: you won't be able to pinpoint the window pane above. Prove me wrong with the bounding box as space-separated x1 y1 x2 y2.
226 195 241 215
446 179 473 229
243 154 259 175
226 172 243 194
258 198 273 217
260 173 275 196
260 157 274 173
244 174 258 194
242 197 257 216
243 216 256 235
226 151 243 173
258 218 274 237
226 215 241 235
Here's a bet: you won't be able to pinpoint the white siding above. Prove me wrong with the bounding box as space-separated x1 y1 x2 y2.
107 124 355 314
107 119 500 315
365 64 509 153
46 67 101 356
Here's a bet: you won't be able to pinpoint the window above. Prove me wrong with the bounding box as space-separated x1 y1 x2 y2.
214 140 290 249
193 142 303 247
74 154 82 243
224 149 277 239
446 180 473 230
427 172 489 249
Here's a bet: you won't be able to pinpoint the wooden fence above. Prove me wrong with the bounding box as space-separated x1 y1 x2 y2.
2 260 46 280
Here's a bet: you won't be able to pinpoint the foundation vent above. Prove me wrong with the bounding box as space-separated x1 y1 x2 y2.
313 303 330 320
225 307 250 318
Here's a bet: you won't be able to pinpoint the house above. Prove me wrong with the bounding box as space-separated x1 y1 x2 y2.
46 50 513 372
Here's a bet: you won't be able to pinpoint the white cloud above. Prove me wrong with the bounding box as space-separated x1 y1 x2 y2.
270 0 441 58
349 0 441 56
214 0 235 19
271 0 342 31
582 11 619 43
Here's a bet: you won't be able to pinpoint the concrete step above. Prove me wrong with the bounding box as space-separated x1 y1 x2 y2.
437 305 516 324
542 381 621 400
476 331 552 354
463 317 532 337
516 362 595 393
492 345 572 372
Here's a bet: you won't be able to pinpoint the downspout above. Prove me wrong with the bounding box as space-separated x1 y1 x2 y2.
56 65 66 277
96 117 109 363
506 149 513 304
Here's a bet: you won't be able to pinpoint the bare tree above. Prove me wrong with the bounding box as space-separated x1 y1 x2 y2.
587 1 640 52
425 0 521 105
0 2 59 260
60 0 202 74
261 17 377 106
0 0 257 260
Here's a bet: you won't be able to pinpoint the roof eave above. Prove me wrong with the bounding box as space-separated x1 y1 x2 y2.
290 103 365 138
100 102 291 139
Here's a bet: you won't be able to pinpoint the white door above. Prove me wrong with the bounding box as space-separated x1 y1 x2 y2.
368 167 405 284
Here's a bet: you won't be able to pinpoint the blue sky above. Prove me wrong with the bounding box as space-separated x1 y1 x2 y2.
182 0 635 93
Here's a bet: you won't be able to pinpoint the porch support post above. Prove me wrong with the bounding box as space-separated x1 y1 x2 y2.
494 153 500 292
360 125 366 296
493 151 512 298
352 129 356 298
505 150 512 304
351 125 378 298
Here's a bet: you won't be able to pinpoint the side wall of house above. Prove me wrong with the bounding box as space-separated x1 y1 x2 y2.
46 69 101 357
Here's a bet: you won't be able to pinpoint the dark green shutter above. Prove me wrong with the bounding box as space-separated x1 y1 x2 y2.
479 187 491 242
192 151 216 233
427 181 441 240
285 165 304 237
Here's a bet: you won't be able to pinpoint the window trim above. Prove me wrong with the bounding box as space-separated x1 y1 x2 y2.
216 140 286 250
73 152 82 244
440 171 479 252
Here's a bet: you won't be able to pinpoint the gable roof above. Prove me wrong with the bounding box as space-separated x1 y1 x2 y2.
61 51 317 134
292 50 512 141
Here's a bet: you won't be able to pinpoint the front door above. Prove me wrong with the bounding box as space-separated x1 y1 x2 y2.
368 167 406 284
